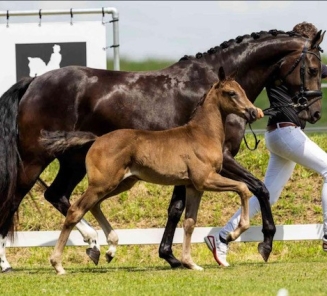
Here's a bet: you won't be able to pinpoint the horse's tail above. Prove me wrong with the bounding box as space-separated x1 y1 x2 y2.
39 130 98 155
0 77 34 230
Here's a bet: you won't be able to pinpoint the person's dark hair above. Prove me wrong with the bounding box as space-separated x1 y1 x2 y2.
293 22 318 39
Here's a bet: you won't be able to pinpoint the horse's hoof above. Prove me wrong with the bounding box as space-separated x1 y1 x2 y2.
258 242 272 262
165 255 182 269
86 246 100 265
2 267 13 273
159 252 182 268
105 253 114 263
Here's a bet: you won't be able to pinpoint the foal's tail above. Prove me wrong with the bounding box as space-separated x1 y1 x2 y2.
39 130 98 155
0 77 34 230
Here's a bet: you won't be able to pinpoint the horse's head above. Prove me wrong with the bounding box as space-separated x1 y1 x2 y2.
277 28 325 124
216 67 263 123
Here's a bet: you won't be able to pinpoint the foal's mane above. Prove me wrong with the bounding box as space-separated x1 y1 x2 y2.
179 30 303 61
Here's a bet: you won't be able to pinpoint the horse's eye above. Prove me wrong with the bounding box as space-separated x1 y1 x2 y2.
228 91 236 97
308 67 318 77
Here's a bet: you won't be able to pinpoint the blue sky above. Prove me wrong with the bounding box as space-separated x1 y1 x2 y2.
1 1 327 61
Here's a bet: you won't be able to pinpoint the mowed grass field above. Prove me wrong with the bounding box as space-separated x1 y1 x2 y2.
1 59 327 295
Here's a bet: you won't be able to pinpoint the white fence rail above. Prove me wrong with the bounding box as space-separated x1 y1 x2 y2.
8 224 323 247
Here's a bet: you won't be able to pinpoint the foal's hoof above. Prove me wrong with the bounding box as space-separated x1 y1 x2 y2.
182 263 204 271
86 246 100 265
105 253 114 263
258 242 272 262
2 267 13 273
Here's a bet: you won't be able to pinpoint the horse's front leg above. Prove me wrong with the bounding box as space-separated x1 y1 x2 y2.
159 185 186 268
221 149 276 261
181 186 203 271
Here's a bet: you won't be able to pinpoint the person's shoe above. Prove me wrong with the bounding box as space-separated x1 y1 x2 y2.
322 235 327 252
204 234 230 267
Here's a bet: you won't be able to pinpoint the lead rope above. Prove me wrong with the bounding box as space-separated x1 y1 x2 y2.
242 106 279 151
243 123 261 151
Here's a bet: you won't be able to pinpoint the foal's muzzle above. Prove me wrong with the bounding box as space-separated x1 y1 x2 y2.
245 107 259 123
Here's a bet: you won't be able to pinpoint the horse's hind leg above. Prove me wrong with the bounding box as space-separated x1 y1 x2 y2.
159 185 186 268
89 178 138 265
44 158 100 258
0 161 46 272
181 186 203 271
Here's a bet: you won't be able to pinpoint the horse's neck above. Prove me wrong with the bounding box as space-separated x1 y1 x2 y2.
199 36 303 101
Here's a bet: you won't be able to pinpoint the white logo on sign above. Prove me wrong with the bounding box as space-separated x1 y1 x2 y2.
28 44 62 77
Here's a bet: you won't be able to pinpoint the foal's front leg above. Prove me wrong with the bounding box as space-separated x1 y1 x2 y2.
198 171 252 242
181 186 204 271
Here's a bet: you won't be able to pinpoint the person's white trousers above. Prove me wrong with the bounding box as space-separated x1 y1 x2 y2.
220 125 327 239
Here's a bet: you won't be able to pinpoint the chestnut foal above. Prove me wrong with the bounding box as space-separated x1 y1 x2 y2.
40 67 263 274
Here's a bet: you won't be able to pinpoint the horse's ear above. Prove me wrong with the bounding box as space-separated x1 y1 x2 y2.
311 30 325 50
218 66 226 82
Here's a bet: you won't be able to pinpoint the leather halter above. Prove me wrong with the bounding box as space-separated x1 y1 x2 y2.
282 39 323 112
246 40 323 151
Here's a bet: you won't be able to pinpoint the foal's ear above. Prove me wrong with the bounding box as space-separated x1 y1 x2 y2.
218 66 226 82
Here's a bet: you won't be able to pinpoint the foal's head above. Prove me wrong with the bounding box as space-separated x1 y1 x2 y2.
214 67 263 123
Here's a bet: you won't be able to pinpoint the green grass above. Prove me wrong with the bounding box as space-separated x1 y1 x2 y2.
2 242 327 295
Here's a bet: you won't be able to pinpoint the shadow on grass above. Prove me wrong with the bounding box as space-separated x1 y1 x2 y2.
9 258 327 275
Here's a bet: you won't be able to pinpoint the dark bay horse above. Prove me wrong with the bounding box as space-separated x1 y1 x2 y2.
39 67 263 274
0 28 324 272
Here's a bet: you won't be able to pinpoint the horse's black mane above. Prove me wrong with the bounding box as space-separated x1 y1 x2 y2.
179 29 303 61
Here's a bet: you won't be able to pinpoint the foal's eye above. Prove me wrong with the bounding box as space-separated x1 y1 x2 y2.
228 91 236 97
308 67 318 77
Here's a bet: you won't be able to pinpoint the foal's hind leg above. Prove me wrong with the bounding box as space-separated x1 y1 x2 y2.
159 185 186 268
50 185 106 275
44 158 100 259
181 186 203 271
